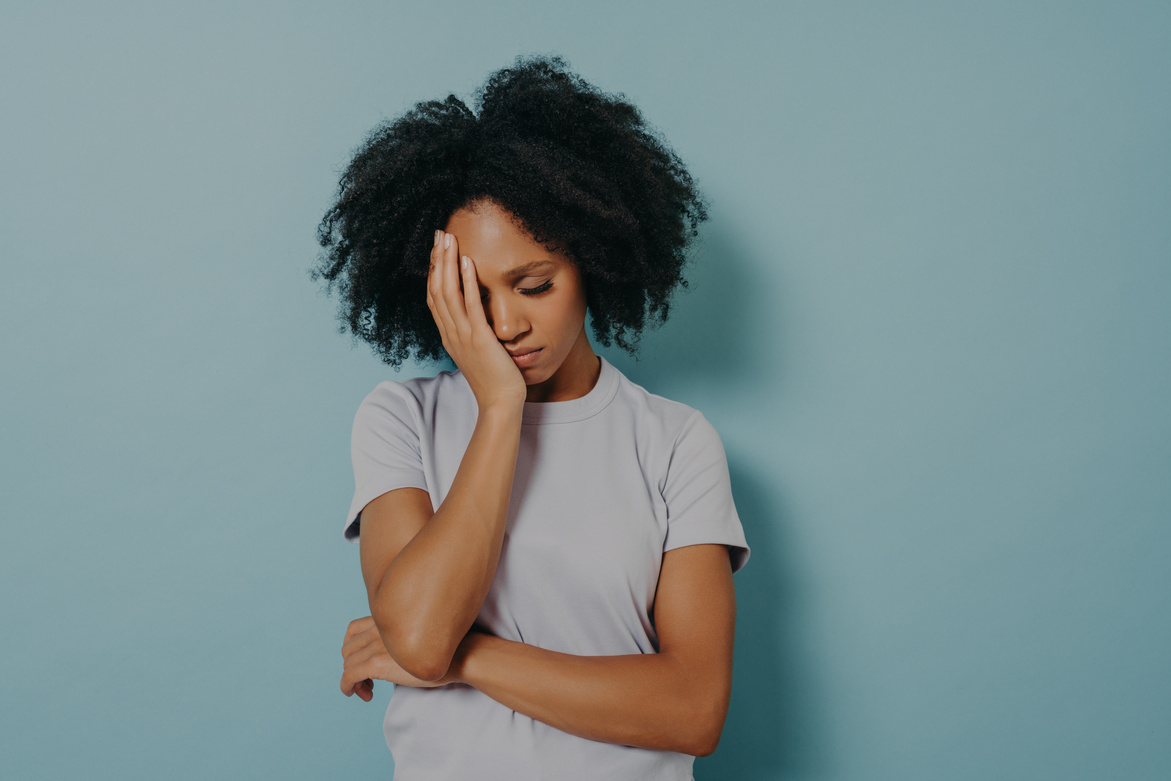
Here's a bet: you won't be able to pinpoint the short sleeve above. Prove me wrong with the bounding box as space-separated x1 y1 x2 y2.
344 383 430 543
661 411 750 572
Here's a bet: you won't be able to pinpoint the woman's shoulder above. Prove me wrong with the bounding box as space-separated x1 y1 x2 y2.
354 368 473 427
607 365 717 446
363 368 466 402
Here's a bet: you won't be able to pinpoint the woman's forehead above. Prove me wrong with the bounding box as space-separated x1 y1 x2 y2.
445 202 570 278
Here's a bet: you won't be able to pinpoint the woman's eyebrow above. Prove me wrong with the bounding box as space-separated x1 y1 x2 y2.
502 260 555 278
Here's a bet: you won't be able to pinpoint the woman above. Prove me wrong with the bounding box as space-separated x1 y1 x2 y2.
317 55 750 780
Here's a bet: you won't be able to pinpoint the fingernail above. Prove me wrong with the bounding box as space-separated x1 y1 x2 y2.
461 255 469 270
434 230 441 246
444 234 452 249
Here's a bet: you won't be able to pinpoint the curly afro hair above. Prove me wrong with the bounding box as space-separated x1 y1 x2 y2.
314 54 708 367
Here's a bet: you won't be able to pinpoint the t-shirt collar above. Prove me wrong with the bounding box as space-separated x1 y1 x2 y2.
521 356 620 425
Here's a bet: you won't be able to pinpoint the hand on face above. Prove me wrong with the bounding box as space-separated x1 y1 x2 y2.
426 230 527 411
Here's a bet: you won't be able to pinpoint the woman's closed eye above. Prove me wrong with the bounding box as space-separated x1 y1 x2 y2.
480 280 554 302
519 280 553 296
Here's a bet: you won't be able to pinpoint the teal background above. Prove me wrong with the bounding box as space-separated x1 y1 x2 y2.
2 1 1169 779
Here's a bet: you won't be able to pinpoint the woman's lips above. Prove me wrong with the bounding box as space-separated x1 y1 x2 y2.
509 347 542 368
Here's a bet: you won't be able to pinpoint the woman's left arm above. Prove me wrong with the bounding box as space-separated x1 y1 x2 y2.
453 542 735 756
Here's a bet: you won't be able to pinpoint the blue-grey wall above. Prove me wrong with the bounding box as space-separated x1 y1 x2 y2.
2 2 1168 779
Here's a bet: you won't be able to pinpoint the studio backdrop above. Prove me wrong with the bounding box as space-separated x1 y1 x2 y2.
2 2 1168 779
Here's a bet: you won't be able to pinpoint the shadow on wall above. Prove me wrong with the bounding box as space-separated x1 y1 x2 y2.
697 463 824 780
610 227 824 779
599 227 769 393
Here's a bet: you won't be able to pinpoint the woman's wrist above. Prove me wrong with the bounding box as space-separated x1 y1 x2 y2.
476 397 526 423
445 630 491 685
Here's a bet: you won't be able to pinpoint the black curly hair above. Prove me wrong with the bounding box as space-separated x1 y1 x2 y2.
314 54 708 367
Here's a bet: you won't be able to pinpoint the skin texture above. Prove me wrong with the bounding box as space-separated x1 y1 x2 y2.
341 202 737 756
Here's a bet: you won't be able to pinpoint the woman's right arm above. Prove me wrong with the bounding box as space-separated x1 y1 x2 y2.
358 230 526 682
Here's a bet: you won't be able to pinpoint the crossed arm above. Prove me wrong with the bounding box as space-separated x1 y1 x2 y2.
343 510 736 756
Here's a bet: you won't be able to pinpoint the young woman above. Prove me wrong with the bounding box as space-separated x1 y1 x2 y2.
318 55 750 780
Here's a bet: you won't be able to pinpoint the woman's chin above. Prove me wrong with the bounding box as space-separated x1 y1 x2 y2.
522 368 554 387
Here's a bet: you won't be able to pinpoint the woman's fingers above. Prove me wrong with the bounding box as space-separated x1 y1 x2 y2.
342 620 382 662
427 231 457 341
341 663 375 700
342 616 375 649
341 626 384 698
461 255 489 329
428 230 471 340
440 231 468 333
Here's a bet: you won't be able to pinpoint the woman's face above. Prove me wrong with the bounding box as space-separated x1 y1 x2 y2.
444 200 598 402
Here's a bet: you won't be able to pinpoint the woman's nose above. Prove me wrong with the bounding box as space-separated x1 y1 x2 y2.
488 297 530 342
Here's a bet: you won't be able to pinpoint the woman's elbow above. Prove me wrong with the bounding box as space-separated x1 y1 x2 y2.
690 726 723 758
684 687 730 757
684 716 725 758
399 652 451 683
370 611 454 682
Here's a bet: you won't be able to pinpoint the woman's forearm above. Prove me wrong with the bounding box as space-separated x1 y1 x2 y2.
448 633 729 757
370 402 523 680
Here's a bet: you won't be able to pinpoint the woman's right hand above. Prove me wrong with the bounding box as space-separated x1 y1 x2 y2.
427 230 527 410
341 616 453 699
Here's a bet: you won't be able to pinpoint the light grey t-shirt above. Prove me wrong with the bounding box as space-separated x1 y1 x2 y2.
345 356 749 781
